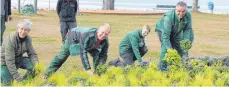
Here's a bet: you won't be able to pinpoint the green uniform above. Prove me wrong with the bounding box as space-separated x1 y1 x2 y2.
108 29 148 67
155 9 194 71
119 29 147 62
45 27 109 77
1 32 38 85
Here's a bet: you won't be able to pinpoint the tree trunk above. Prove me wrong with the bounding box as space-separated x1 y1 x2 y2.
34 0 37 14
18 0 20 13
192 0 198 12
102 0 114 10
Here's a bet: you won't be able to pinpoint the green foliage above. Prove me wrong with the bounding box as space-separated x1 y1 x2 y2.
163 49 182 71
180 40 192 52
21 4 35 15
96 64 108 76
11 58 229 86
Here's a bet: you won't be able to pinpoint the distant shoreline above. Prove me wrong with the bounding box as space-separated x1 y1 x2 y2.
11 7 229 15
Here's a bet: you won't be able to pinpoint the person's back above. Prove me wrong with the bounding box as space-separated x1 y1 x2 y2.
119 29 144 55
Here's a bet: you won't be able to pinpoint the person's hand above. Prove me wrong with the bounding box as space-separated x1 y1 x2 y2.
136 61 149 67
8 15 12 21
86 70 94 76
15 76 23 82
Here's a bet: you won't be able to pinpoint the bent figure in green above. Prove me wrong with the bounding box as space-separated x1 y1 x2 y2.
1 19 39 85
155 1 194 71
45 24 111 77
109 25 151 67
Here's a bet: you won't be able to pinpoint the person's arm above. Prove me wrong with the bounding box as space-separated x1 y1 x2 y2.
162 16 172 49
79 35 91 70
27 37 39 64
129 34 142 62
183 14 193 43
7 0 12 21
5 39 20 80
75 0 78 14
56 0 62 16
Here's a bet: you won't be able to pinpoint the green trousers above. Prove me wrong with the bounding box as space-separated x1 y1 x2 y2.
157 30 184 71
1 57 35 86
45 39 71 77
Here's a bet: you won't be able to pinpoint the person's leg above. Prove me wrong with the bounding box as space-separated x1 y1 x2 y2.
67 22 77 31
171 40 186 65
45 40 70 77
157 30 167 71
60 22 68 44
17 57 36 80
1 65 14 86
121 52 135 66
108 58 124 67
1 16 6 45
140 46 148 57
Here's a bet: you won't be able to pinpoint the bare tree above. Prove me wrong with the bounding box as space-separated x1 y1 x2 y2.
18 0 21 13
192 0 198 12
102 0 114 10
34 0 37 14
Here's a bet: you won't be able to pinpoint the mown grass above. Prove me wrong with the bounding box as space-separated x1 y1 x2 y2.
2 10 229 86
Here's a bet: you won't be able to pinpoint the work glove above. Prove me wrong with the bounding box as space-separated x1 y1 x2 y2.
135 61 149 67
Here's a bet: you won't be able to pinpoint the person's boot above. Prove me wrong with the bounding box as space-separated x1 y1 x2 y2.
108 58 120 66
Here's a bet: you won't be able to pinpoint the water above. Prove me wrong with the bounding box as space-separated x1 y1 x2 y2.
11 0 229 14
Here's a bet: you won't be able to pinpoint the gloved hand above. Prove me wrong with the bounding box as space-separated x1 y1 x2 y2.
15 76 23 82
136 61 149 67
140 61 149 66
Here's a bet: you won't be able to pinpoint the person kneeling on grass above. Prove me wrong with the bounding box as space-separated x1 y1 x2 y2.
1 19 39 85
44 23 111 78
109 25 151 67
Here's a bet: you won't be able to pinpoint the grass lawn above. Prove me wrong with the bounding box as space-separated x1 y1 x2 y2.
3 10 229 76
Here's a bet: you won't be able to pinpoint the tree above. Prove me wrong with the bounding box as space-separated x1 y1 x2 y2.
192 0 198 12
102 0 115 10
18 0 21 13
34 0 37 14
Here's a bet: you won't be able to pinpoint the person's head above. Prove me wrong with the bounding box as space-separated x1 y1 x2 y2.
176 1 187 19
97 23 111 40
141 25 151 37
17 19 32 38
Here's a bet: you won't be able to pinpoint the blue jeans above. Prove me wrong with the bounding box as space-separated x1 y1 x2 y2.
60 22 77 44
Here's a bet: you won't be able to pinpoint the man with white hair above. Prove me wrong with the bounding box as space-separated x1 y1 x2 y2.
109 25 151 67
45 23 111 77
1 19 38 85
155 1 194 71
